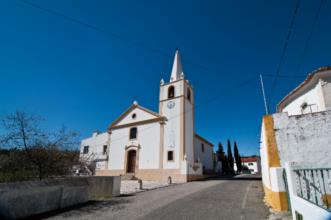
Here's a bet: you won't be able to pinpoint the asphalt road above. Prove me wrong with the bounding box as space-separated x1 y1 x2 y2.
46 174 269 220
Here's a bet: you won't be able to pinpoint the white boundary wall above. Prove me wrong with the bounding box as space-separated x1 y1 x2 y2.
285 162 331 220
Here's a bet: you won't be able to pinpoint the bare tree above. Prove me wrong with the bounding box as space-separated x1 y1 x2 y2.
0 110 79 181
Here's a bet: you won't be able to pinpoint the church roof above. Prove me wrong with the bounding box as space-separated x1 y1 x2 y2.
195 133 213 146
108 102 166 131
241 157 259 163
170 49 184 82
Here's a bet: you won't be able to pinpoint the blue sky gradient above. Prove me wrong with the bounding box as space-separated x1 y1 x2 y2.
1 0 330 155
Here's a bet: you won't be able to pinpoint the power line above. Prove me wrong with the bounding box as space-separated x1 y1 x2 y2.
262 73 306 79
19 0 228 77
17 0 259 80
109 76 258 144
18 0 171 57
270 0 301 101
296 0 324 75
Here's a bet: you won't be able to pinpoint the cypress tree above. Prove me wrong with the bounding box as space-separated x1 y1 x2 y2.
227 139 234 172
217 142 227 173
234 141 242 173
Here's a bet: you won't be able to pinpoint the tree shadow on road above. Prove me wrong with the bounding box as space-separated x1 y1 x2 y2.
22 197 132 220
199 174 262 182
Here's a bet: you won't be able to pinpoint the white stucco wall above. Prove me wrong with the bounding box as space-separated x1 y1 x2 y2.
260 121 272 189
273 111 331 168
117 107 157 126
159 80 184 102
185 98 194 164
194 137 214 171
282 81 325 115
285 162 331 220
321 77 331 110
162 97 181 169
80 132 109 169
108 122 161 170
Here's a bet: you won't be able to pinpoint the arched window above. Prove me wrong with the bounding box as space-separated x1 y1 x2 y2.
168 86 175 99
129 127 137 140
187 88 191 102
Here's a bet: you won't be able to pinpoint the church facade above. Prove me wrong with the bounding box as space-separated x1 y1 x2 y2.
80 50 214 183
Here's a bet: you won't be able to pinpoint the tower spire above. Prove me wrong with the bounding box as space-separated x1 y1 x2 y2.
170 49 184 82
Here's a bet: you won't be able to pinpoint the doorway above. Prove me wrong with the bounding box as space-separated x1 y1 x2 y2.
127 150 136 173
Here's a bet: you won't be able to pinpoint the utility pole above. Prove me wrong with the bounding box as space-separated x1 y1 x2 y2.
260 74 269 115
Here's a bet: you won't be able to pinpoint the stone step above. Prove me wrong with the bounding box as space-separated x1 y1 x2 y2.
121 174 137 180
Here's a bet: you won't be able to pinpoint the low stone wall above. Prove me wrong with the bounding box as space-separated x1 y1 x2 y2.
0 176 121 220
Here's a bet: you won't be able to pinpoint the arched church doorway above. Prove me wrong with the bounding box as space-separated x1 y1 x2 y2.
126 150 136 173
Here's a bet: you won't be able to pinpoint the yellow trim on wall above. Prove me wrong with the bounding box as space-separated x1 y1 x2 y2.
263 184 289 211
263 115 281 168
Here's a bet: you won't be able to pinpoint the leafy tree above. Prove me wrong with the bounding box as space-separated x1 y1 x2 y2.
234 141 242 173
227 139 234 172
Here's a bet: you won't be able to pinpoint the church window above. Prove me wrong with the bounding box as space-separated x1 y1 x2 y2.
103 145 108 155
83 146 89 154
167 151 174 161
129 127 137 140
187 88 191 102
168 86 175 99
132 113 136 119
201 143 204 152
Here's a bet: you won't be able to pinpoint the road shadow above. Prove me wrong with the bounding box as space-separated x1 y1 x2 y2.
21 198 132 220
199 174 262 182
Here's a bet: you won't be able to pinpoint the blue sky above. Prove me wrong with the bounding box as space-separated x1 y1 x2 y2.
0 0 330 155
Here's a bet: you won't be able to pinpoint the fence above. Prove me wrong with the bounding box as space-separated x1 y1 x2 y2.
285 162 331 220
293 168 331 211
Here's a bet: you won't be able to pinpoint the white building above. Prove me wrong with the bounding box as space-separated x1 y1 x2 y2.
80 50 214 183
234 157 261 174
260 67 331 217
277 66 331 115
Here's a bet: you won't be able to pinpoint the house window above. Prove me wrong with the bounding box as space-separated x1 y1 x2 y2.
83 146 89 154
129 127 137 140
167 151 174 161
168 86 175 99
132 113 136 119
248 162 253 166
201 143 204 152
103 145 107 155
187 88 191 102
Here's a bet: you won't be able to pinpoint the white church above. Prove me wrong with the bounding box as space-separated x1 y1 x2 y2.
80 50 215 183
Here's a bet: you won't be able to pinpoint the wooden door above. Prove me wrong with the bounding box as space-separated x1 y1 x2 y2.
127 150 136 173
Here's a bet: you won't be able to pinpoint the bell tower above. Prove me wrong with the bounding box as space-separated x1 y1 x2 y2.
159 49 195 171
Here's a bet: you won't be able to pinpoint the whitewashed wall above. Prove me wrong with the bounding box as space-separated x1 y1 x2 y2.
108 122 161 170
159 80 184 101
117 107 156 126
194 137 214 170
273 111 331 168
80 132 109 169
234 161 260 174
185 98 194 165
162 98 181 169
282 81 325 115
260 121 272 189
322 77 331 109
285 162 331 220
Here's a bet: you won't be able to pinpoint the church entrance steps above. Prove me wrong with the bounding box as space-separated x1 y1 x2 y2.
121 173 137 180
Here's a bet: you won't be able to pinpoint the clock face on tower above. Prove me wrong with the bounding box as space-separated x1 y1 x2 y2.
167 101 175 109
